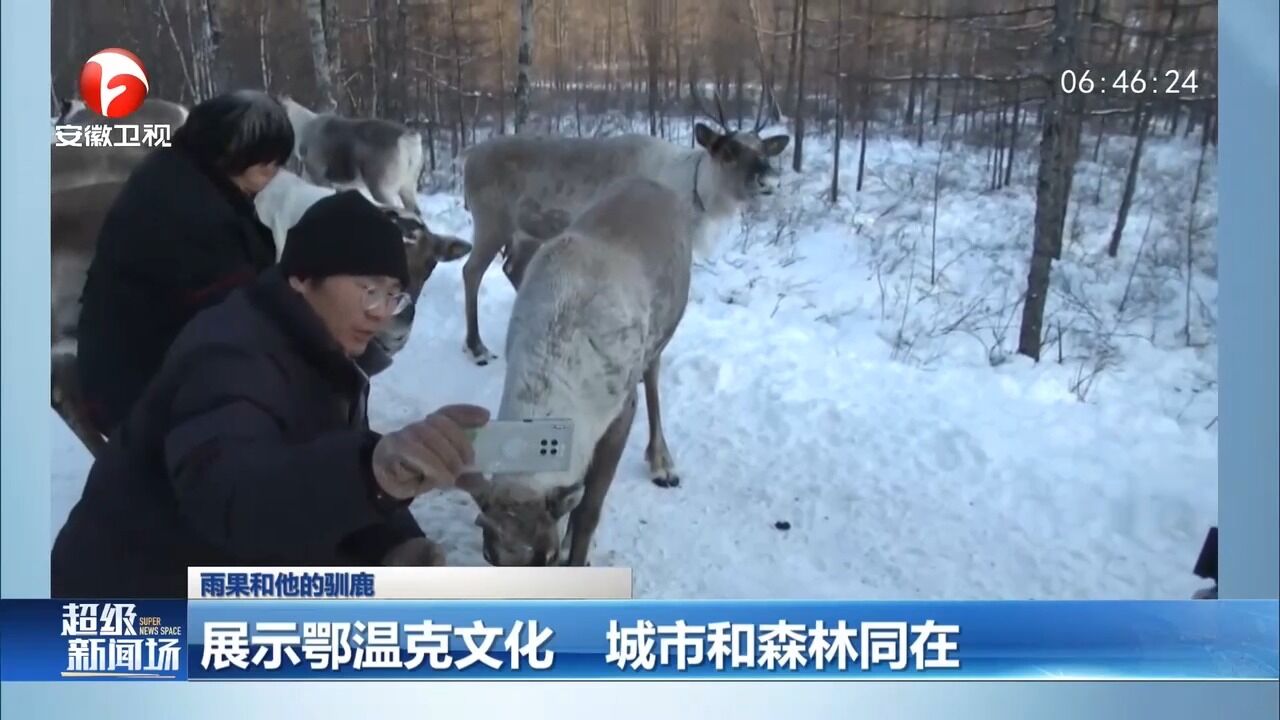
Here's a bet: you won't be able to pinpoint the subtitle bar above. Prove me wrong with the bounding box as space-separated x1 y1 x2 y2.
187 566 633 600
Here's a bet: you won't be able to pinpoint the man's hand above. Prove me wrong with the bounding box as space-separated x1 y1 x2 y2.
372 404 490 500
382 537 446 567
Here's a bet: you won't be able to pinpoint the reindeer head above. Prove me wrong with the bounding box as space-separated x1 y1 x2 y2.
373 207 472 354
462 474 582 567
689 81 790 203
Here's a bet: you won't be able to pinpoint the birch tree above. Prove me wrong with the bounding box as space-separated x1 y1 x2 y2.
305 0 338 110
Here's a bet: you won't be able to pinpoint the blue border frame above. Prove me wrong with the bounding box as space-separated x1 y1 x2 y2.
1217 0 1280 600
2 0 1275 716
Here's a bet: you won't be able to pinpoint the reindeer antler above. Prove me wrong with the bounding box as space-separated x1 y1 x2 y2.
687 57 731 132
688 79 729 130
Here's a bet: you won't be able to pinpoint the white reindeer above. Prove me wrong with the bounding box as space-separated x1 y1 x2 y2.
460 89 788 487
252 168 473 354
278 95 426 213
461 177 698 567
253 168 383 259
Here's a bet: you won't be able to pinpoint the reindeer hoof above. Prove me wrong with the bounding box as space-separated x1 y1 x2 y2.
465 345 496 366
651 474 681 489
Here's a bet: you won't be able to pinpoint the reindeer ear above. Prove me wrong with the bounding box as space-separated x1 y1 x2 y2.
762 134 790 157
546 484 582 519
438 237 472 262
384 209 426 240
694 123 721 150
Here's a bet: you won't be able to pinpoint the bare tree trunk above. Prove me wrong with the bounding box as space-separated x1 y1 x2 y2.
623 0 638 116
645 0 661 136
157 0 197 103
324 0 345 110
430 39 442 161
905 0 922 128
790 0 809 172
467 0 480 145
1004 79 1022 187
1108 3 1179 258
202 0 227 95
1107 108 1151 257
395 0 409 120
365 0 379 117
917 3 930 147
551 0 564 133
606 0 615 93
448 0 466 152
830 0 844 204
735 61 746 128
1183 103 1211 345
1092 113 1106 162
746 0 782 122
1018 0 1083 361
671 0 681 106
855 0 874 192
783 0 803 115
374 0 389 117
553 0 564 96
990 95 1005 191
963 34 980 136
185 0 206 101
305 0 338 111
574 40 584 137
258 0 271 91
772 0 785 95
514 0 535 133
497 1 508 134
932 5 950 126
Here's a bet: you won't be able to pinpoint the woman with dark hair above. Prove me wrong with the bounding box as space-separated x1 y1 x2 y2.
53 192 489 597
76 89 301 436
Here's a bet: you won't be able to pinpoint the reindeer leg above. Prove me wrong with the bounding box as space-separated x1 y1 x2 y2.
565 392 638 566
643 357 680 488
398 183 420 214
368 179 406 210
463 216 507 365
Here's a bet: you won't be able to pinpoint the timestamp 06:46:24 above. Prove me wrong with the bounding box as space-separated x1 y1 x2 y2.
1059 68 1200 95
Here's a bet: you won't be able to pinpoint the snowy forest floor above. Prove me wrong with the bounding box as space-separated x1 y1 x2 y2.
51 121 1219 599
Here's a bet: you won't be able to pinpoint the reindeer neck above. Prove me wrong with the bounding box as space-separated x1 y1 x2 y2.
496 342 618 495
673 146 739 221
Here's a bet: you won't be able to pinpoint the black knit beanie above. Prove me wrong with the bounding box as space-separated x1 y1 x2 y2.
279 190 410 288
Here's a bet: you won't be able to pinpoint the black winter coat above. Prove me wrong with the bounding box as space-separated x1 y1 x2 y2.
51 269 425 599
75 144 279 434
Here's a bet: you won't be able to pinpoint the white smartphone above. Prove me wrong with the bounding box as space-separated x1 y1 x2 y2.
463 419 574 475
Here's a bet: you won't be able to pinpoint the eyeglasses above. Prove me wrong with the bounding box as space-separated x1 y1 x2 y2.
358 283 412 315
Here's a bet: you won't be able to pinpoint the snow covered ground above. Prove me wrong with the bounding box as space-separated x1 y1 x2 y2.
50 124 1218 600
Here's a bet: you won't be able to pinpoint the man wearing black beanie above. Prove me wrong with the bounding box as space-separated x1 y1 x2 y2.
52 191 490 598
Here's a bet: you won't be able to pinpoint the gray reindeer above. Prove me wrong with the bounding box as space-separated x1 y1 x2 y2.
459 87 789 487
279 95 426 214
462 177 701 566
